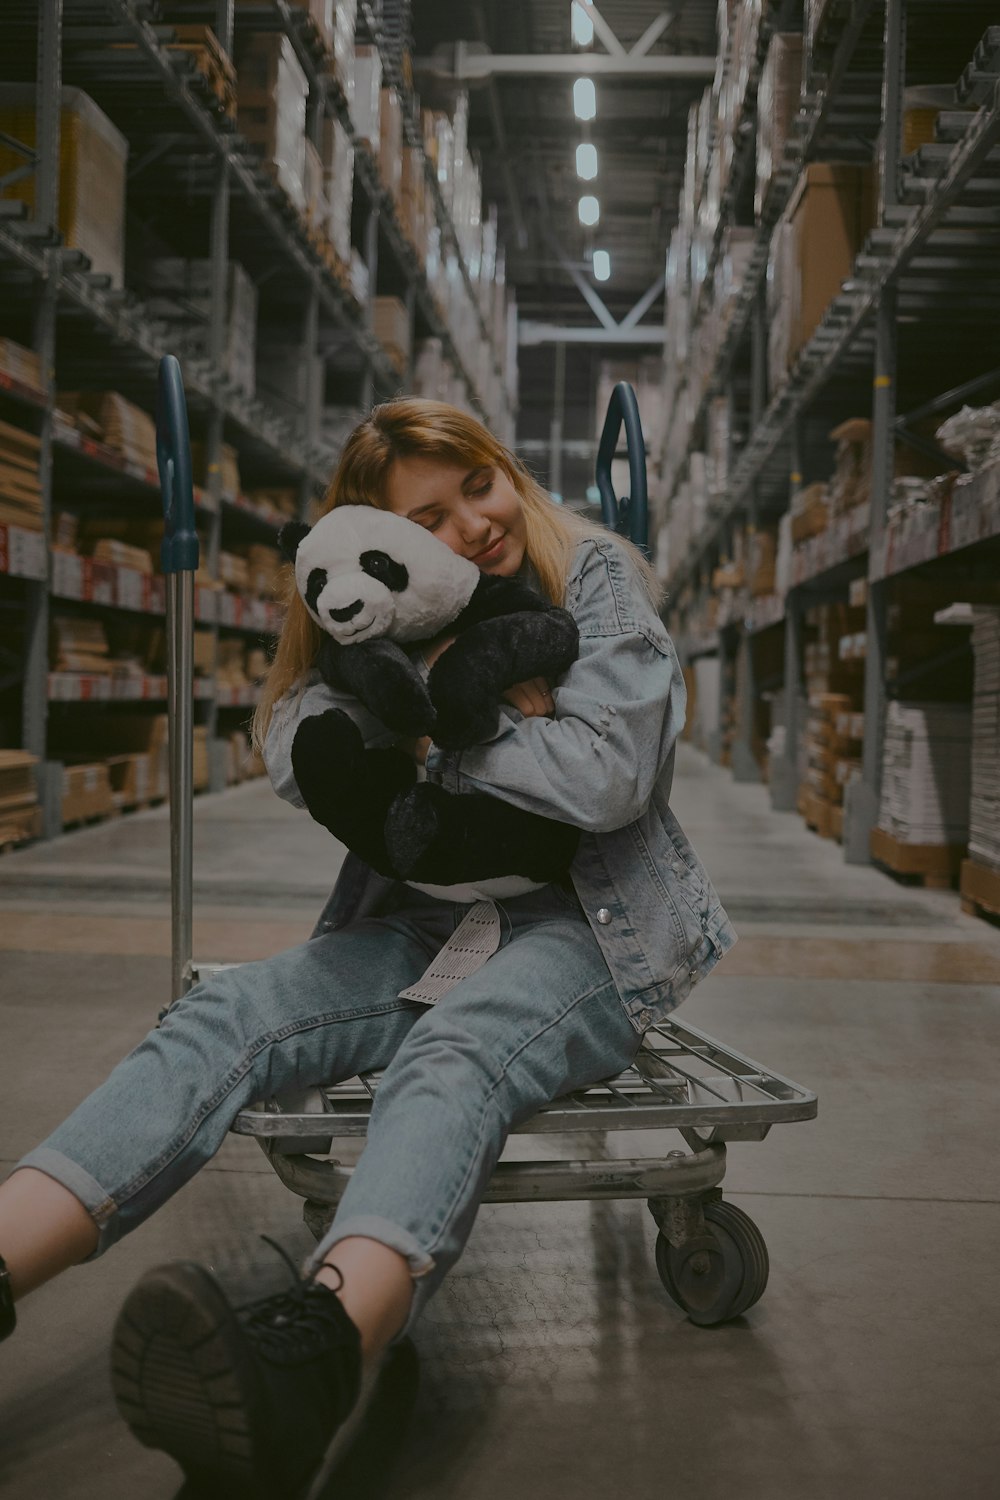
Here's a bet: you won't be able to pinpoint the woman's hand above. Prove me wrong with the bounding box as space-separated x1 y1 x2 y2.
427 635 555 721
403 734 432 765
502 677 555 718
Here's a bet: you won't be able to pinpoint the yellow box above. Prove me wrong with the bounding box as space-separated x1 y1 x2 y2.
0 87 127 287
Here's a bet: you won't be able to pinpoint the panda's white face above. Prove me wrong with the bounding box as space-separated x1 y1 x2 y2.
292 507 481 645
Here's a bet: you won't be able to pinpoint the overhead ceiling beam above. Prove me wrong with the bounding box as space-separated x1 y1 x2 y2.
580 3 626 56
519 323 665 345
618 273 666 331
421 45 717 79
630 12 675 59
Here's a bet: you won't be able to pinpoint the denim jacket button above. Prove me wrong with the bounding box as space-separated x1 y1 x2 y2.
596 907 612 925
638 1008 652 1027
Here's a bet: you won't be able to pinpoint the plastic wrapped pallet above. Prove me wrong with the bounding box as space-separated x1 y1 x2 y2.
236 34 308 214
352 45 382 151
321 115 355 265
0 86 127 287
756 34 803 219
877 702 972 846
969 613 1000 870
144 258 257 398
378 86 403 198
333 0 358 103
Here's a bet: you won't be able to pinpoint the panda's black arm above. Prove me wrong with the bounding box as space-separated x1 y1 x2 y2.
427 609 579 750
449 572 556 631
316 635 436 736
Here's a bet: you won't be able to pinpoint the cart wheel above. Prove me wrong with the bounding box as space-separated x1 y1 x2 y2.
655 1200 769 1326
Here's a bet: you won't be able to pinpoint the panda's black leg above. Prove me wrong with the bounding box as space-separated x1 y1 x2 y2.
384 783 580 884
291 710 417 877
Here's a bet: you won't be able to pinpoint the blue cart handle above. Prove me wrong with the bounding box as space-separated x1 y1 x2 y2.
595 380 649 557
157 355 200 575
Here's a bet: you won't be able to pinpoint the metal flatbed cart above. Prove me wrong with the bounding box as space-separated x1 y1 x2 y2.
158 360 817 1328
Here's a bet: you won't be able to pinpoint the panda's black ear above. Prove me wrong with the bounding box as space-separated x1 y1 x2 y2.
278 521 310 562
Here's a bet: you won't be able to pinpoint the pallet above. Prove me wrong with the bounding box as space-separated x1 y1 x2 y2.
870 827 966 890
960 858 1000 922
0 803 41 852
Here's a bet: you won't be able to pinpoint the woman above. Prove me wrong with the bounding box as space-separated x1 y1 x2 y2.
0 400 735 1498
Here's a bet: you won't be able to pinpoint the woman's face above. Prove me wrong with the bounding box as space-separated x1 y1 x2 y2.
383 454 528 577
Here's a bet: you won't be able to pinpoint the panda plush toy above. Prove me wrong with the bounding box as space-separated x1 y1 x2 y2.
278 506 582 885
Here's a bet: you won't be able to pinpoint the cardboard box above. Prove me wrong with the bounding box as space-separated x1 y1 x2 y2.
373 295 410 372
0 87 127 287
61 762 114 824
769 163 876 383
236 34 308 213
378 86 403 198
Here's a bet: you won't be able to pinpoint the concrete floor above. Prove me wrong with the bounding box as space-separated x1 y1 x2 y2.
1 746 999 1499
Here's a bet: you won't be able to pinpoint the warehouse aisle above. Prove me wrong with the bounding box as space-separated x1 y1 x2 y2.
1 748 999 1500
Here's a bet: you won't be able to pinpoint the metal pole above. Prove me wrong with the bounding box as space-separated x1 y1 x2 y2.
24 0 62 836
168 571 195 1000
204 155 231 792
844 0 904 864
549 340 566 497
158 358 200 1002
361 204 380 408
845 289 896 864
769 415 804 810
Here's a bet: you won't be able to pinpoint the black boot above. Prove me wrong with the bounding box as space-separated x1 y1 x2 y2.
0 1254 15 1343
111 1257 364 1499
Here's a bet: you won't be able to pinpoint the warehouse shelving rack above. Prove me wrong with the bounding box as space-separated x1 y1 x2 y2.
0 0 515 841
661 0 1000 870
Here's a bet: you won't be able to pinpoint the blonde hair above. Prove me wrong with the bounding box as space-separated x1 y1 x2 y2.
252 398 659 751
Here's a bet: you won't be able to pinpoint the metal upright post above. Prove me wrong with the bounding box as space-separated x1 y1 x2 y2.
299 274 321 519
770 415 804 810
24 0 63 837
361 204 380 409
205 153 231 792
404 278 417 389
844 0 904 864
549 340 566 497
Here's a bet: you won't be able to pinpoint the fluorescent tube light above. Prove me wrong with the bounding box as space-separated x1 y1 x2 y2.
573 77 597 120
576 142 598 179
578 195 600 226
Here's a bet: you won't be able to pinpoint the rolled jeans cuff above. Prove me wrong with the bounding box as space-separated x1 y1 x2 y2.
13 1147 120 1260
304 1213 437 1343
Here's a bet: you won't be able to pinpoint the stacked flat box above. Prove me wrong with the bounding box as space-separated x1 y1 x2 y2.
321 116 354 265
373 296 410 372
0 87 128 287
144 259 257 397
352 46 382 151
878 701 972 845
970 615 1000 869
333 0 357 103
378 86 402 197
237 35 308 213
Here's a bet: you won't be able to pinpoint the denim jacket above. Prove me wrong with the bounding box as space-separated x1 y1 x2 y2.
264 535 736 1034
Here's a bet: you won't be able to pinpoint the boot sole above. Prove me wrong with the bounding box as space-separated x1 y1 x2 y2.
110 1262 273 1498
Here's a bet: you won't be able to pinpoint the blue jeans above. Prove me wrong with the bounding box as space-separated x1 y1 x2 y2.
17 884 644 1339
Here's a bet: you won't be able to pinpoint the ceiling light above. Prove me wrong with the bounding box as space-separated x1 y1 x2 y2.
578 194 600 226
576 142 598 180
571 1 595 46
592 249 611 281
573 77 597 121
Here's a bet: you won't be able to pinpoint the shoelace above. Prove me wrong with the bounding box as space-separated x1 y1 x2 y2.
239 1236 350 1365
